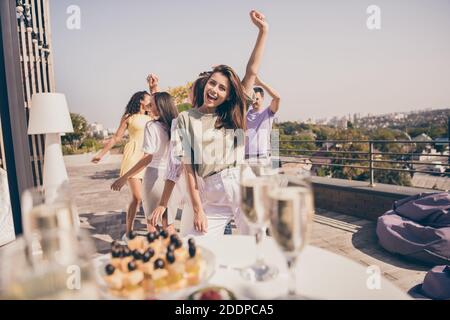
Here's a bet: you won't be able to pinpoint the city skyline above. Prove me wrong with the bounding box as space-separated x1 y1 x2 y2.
49 0 450 129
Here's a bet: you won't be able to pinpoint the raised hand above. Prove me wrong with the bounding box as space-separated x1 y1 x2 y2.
250 10 268 32
146 74 160 92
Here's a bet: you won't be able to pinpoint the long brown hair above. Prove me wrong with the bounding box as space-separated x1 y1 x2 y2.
195 65 247 130
153 92 178 138
192 75 208 108
123 91 149 117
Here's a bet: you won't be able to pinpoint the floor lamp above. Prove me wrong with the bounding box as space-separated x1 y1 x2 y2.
28 93 74 188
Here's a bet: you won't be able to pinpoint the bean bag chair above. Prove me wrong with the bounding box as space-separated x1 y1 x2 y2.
376 192 450 265
409 265 450 300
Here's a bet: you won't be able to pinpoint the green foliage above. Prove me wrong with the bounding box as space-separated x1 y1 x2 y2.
177 103 192 113
328 129 369 181
374 166 412 186
62 145 75 155
371 128 403 153
61 113 88 146
80 138 102 151
60 113 105 156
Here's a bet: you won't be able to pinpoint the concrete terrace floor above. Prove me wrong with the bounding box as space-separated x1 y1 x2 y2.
67 155 430 297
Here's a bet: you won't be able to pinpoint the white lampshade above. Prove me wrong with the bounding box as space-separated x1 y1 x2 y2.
28 93 74 134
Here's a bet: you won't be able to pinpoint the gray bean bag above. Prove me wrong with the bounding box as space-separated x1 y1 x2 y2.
376 192 450 265
409 265 450 300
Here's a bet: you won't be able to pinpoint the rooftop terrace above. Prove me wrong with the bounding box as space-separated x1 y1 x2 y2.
67 155 430 296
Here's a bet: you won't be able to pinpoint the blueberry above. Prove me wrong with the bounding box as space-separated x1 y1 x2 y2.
188 238 195 247
170 234 179 244
154 258 165 269
146 232 156 243
159 230 168 239
189 246 196 258
128 260 137 272
166 251 175 264
143 248 155 263
174 239 182 249
128 231 137 240
111 248 122 258
132 250 142 260
167 243 176 252
105 264 115 275
142 253 151 263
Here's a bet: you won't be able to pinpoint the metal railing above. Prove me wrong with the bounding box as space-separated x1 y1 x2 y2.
275 139 450 187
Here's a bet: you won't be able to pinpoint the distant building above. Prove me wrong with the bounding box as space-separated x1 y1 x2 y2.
88 122 109 139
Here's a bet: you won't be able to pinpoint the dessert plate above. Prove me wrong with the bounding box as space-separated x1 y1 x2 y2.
93 246 216 300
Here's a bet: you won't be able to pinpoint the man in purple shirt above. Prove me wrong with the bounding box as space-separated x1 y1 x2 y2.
245 76 281 160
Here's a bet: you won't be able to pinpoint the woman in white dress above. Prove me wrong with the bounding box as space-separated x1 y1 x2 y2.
111 92 179 235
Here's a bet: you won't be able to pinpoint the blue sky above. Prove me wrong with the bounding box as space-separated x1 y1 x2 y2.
49 0 450 129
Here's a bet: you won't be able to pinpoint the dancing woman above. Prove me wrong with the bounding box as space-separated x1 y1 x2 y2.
148 73 209 230
174 10 269 236
92 77 158 237
111 90 179 235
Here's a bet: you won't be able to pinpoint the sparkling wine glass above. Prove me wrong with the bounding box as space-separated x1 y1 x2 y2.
268 168 314 298
21 182 80 235
0 229 98 299
239 159 278 282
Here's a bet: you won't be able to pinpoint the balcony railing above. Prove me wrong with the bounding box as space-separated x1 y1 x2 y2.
275 139 450 187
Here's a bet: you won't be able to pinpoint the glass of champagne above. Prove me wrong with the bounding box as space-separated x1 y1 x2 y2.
21 182 80 235
268 167 314 298
239 158 278 282
0 228 99 299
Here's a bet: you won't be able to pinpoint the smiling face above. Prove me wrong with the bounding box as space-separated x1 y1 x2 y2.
203 72 230 108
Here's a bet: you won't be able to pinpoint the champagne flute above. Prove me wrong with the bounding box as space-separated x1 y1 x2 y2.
269 168 314 298
239 159 278 282
0 229 99 299
21 182 80 235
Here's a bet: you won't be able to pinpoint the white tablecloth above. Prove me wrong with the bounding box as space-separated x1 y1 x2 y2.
194 235 411 300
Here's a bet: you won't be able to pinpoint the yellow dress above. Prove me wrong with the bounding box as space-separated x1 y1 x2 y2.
120 113 153 179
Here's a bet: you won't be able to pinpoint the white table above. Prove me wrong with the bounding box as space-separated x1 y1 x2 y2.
194 235 411 300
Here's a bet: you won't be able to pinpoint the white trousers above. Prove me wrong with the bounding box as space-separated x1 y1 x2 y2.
180 167 251 238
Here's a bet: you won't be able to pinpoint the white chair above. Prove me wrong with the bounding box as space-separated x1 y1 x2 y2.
0 168 15 246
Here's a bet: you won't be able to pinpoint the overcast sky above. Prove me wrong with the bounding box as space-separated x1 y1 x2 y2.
49 0 450 129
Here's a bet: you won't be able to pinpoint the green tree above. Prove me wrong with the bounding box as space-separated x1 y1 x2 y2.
371 128 403 153
62 113 88 147
177 103 192 113
80 138 102 152
329 129 369 181
374 164 412 186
